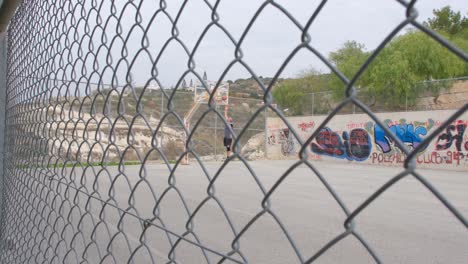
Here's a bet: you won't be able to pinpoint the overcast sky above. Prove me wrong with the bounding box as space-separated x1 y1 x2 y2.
92 0 468 88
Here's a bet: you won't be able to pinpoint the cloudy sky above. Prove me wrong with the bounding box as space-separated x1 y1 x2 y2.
98 0 468 87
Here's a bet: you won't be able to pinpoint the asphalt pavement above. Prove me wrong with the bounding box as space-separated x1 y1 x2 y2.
6 160 467 263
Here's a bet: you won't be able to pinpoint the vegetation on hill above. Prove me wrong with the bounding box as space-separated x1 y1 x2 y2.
228 77 279 99
272 5 468 115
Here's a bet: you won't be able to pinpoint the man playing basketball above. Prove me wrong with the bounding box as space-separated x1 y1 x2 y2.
224 105 234 159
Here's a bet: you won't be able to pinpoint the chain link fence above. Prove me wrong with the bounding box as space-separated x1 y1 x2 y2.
282 77 468 117
0 0 467 263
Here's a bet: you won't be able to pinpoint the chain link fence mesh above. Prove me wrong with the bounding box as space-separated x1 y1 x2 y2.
0 0 467 263
295 77 468 117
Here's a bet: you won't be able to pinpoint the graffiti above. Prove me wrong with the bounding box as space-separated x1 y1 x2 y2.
419 152 445 165
268 128 285 145
268 128 296 156
371 151 468 166
298 121 315 132
416 151 468 165
311 127 372 161
371 152 405 164
435 122 467 151
267 133 277 145
346 122 367 130
374 122 428 153
311 128 344 157
308 153 322 160
280 129 295 156
267 111 468 169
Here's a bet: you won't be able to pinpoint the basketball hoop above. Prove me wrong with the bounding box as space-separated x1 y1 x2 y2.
194 82 229 106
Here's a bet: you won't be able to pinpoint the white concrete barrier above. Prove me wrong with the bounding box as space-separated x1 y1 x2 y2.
266 110 468 170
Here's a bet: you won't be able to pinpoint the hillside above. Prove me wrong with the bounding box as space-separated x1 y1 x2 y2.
228 77 282 99
43 77 467 164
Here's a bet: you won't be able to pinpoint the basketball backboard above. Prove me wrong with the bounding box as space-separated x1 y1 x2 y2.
194 82 229 105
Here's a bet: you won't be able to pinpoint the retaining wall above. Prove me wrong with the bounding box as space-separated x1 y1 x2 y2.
266 110 468 170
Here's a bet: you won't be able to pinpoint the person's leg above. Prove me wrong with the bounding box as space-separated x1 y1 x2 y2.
223 138 233 159
226 145 231 158
223 137 229 158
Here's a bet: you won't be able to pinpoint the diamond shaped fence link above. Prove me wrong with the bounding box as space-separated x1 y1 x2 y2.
0 0 467 263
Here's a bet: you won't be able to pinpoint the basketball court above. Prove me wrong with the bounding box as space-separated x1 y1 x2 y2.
54 160 468 263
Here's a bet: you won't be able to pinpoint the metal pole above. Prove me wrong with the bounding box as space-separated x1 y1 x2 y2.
214 105 217 160
264 107 268 159
160 91 164 152
311 93 314 116
405 92 408 112
0 32 7 239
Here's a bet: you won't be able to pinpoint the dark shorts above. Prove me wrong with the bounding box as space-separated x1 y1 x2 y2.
223 137 232 151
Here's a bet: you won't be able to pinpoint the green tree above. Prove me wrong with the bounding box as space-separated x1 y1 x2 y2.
272 82 305 115
424 6 468 38
274 6 468 113
328 6 468 109
365 31 467 108
328 41 370 99
424 5 468 72
272 68 329 115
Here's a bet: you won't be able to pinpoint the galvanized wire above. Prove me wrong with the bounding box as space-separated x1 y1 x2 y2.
0 0 467 263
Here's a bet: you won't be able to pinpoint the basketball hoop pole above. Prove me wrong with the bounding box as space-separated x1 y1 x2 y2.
181 101 201 165
181 93 218 165
181 82 229 165
182 117 189 165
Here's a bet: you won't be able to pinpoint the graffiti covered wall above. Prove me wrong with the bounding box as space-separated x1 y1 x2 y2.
266 110 468 170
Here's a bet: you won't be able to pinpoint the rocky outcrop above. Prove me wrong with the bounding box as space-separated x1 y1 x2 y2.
415 80 468 110
48 111 185 162
241 132 265 160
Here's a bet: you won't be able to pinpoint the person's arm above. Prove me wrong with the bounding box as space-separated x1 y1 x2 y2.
224 105 229 120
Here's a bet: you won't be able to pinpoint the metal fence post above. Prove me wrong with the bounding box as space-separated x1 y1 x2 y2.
311 92 315 116
214 104 217 160
0 32 7 246
264 107 267 159
160 91 164 152
405 92 408 112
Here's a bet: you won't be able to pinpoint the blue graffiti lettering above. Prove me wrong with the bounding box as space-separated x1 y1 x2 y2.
374 123 428 153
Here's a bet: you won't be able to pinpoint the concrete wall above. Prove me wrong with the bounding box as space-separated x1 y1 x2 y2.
266 110 468 170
